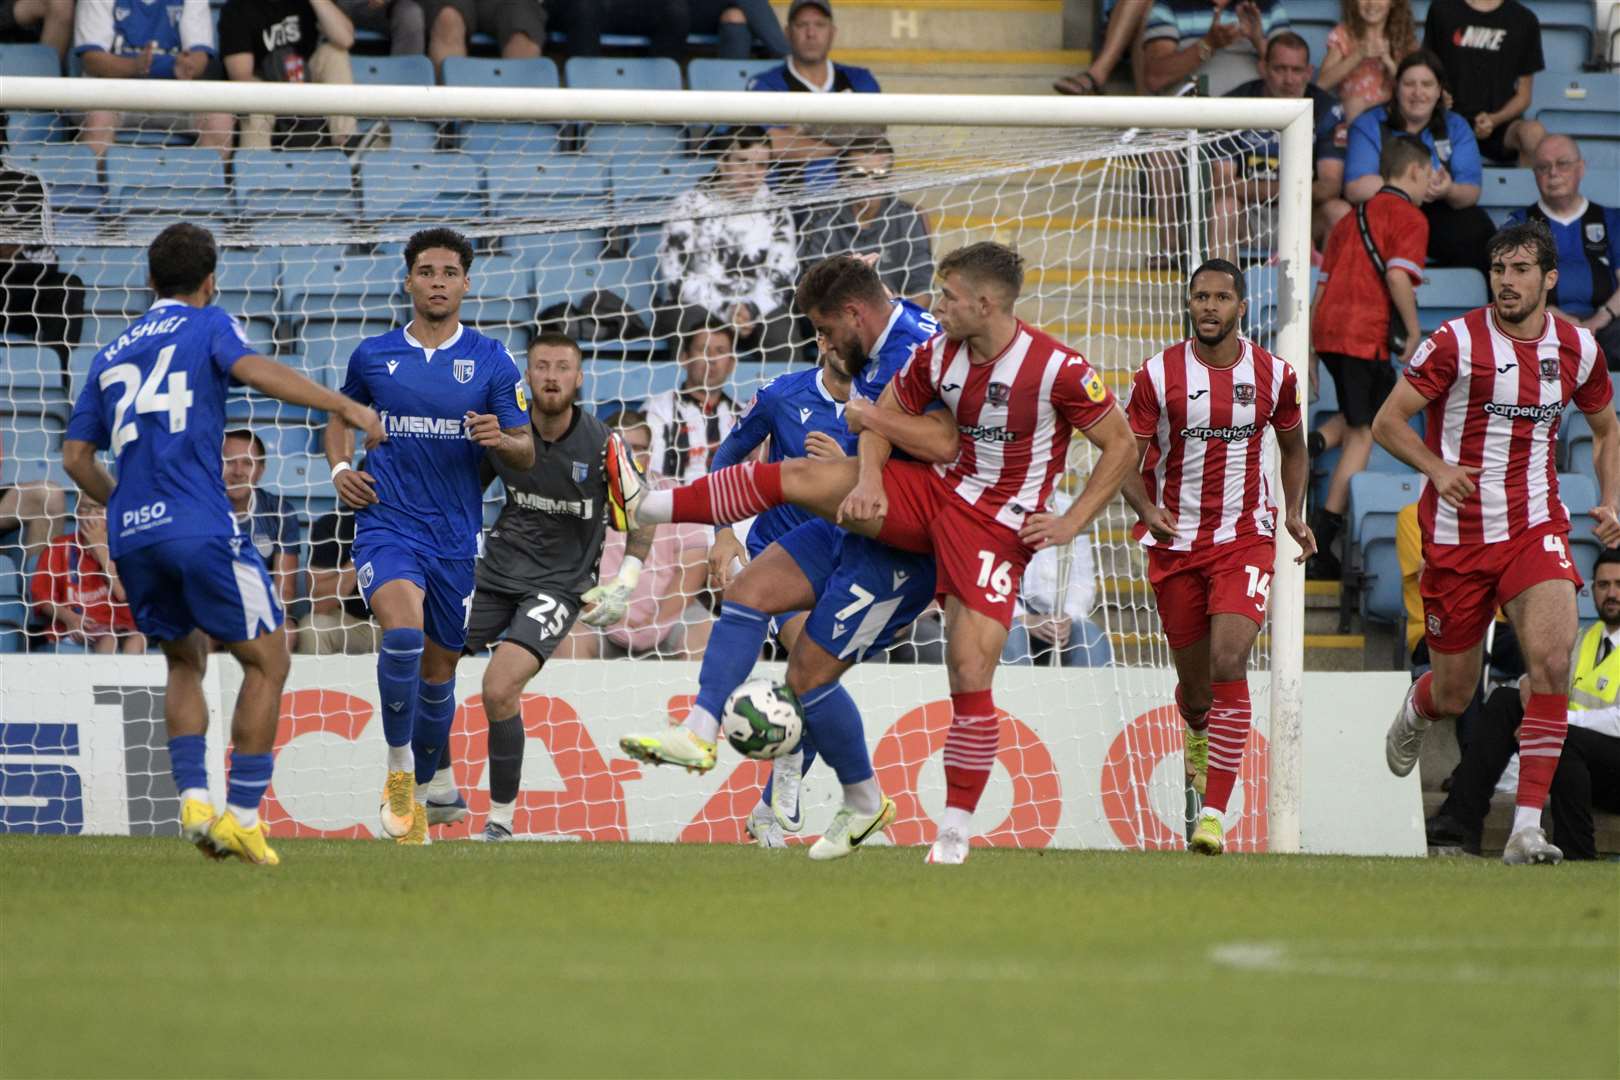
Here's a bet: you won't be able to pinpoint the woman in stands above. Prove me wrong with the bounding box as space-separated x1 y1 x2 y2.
1317 0 1417 122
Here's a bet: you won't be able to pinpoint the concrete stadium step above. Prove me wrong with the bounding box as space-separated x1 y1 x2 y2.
780 0 1064 53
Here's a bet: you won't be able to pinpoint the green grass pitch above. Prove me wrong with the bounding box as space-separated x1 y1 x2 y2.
2 837 1616 1079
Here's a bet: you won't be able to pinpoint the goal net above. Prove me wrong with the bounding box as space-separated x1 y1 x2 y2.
0 78 1311 851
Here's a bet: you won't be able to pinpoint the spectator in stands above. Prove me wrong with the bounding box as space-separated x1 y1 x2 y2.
1422 0 1545 167
74 0 233 157
551 1 688 59
641 320 741 482
746 1 880 187
220 0 356 151
424 0 543 76
335 0 424 56
0 0 74 63
0 166 84 373
1212 31 1340 261
798 138 932 307
0 437 66 575
1056 0 1151 95
1343 49 1494 275
298 503 381 654
1317 0 1417 122
656 126 798 364
1307 135 1429 580
29 496 144 654
689 0 790 60
1508 135 1620 364
1002 499 1109 667
1140 0 1293 98
1427 549 1620 860
222 429 301 616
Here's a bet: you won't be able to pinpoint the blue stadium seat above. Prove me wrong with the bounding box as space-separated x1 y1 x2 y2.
1478 168 1537 225
462 255 534 328
1 43 62 143
0 599 27 653
443 56 563 158
535 259 635 318
486 154 610 224
1562 407 1595 475
214 249 281 348
584 361 683 408
3 144 103 214
0 413 65 477
350 55 438 150
253 424 319 459
262 454 328 501
585 123 685 162
1309 364 1339 430
105 146 230 223
1293 23 1332 68
564 57 682 92
1284 0 1338 22
1349 472 1422 626
75 257 150 327
359 150 484 221
0 355 70 424
226 393 316 427
233 149 356 233
731 361 800 400
609 155 713 209
1416 268 1486 333
279 252 405 329
501 229 607 268
687 58 779 93
1561 472 1604 583
1532 71 1620 118
1539 28 1592 73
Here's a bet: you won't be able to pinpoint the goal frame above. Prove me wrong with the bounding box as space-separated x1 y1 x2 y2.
0 76 1314 851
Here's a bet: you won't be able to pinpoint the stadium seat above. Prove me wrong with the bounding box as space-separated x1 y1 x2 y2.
609 155 714 209
359 150 484 221
105 146 229 222
1539 28 1593 73
486 154 610 224
564 57 682 93
299 324 374 387
501 229 607 269
1479 168 1537 225
443 56 563 158
1293 23 1332 69
1532 71 1620 121
215 248 281 330
1416 268 1486 333
226 393 316 427
262 454 328 501
1562 407 1594 474
0 598 27 653
1283 0 1338 21
585 123 685 162
350 55 438 150
253 424 319 459
1348 472 1421 627
0 355 70 424
686 58 779 93
535 257 632 311
731 361 799 400
4 143 103 214
279 252 405 329
0 413 65 478
584 360 683 408
233 150 357 233
1 43 62 143
461 255 535 328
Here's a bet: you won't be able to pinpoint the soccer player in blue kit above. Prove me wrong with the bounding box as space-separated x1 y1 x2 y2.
619 256 960 857
62 223 385 866
324 228 534 845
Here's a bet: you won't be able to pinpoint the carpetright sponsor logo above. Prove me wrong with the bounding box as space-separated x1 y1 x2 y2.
1483 401 1562 423
1180 423 1258 442
381 412 465 439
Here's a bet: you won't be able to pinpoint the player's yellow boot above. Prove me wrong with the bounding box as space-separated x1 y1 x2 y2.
395 802 431 846
208 811 280 866
1183 727 1209 796
379 770 415 838
180 797 225 861
619 727 717 773
1188 812 1224 855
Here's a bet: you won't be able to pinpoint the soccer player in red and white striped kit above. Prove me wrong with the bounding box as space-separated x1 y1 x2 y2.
606 242 1139 863
1374 220 1620 865
1121 259 1316 855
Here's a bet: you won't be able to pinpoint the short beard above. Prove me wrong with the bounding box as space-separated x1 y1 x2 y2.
1194 321 1235 348
534 391 576 418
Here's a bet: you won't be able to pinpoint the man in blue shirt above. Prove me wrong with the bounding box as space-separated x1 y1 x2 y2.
62 223 383 866
621 256 959 857
325 227 534 845
1509 134 1620 365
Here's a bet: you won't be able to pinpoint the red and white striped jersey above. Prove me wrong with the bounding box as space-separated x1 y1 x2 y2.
1404 308 1612 546
892 321 1117 533
1126 337 1302 551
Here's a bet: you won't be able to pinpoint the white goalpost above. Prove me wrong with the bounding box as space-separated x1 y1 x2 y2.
0 75 1312 851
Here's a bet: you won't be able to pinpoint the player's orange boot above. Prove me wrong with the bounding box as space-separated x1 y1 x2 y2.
603 430 647 531
379 770 416 838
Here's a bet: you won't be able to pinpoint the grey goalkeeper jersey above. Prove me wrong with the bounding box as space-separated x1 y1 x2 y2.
477 406 611 597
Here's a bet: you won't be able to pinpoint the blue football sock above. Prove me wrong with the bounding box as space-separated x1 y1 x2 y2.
799 682 872 785
413 677 456 787
168 734 208 797
226 752 274 817
377 628 425 750
694 602 772 721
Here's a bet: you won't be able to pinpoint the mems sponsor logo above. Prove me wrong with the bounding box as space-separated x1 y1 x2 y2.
381 412 464 439
510 490 595 519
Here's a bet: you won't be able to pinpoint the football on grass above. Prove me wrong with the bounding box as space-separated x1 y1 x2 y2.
721 678 804 760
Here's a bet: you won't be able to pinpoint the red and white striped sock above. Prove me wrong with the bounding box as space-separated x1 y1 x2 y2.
1513 693 1568 832
1176 683 1208 732
1409 670 1443 723
943 690 999 816
1202 679 1251 814
670 462 784 525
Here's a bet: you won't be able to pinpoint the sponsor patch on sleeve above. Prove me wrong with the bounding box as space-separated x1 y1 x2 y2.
1083 368 1107 403
514 380 528 411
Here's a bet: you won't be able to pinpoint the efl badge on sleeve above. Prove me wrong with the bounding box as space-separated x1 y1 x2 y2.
1234 383 1256 405
454 358 475 384
514 380 528 410
1083 368 1108 403
1408 336 1436 369
1540 356 1560 381
572 461 589 484
986 382 1011 407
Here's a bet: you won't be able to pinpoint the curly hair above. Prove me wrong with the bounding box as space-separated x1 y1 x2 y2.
1341 0 1417 60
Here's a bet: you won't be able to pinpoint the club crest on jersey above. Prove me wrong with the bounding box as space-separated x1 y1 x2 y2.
1588 222 1607 244
1540 356 1559 381
986 382 1011 407
453 358 475 384
1233 383 1256 405
1427 613 1443 638
572 461 589 483
1083 369 1107 403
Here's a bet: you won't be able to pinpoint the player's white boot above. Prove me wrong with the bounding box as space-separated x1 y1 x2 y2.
619 727 717 773
926 826 970 865
746 804 787 849
603 430 647 532
1502 826 1563 865
771 750 804 832
808 796 895 861
1385 683 1430 778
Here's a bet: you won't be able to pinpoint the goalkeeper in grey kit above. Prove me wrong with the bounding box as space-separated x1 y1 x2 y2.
467 331 653 841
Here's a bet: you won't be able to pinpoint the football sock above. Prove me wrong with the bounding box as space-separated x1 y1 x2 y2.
638 488 673 524
488 714 524 806
413 677 456 786
377 628 424 764
488 800 515 831
944 690 998 813
225 751 273 827
1409 670 1441 723
671 462 784 525
941 806 973 835
843 778 881 816
424 766 456 803
692 602 772 741
760 740 819 808
799 681 871 784
1514 693 1568 822
168 734 207 798
1175 683 1208 731
1203 679 1252 814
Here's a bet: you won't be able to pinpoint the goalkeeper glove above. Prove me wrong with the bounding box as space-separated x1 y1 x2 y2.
580 555 642 627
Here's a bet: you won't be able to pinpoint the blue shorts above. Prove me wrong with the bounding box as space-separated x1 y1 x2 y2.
116 535 283 644
781 520 938 663
353 533 477 652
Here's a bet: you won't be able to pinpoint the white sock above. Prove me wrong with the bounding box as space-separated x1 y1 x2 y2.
640 488 673 524
228 804 259 828
843 779 881 816
1199 807 1222 825
942 806 973 835
1512 804 1542 835
1405 692 1434 728
425 767 455 801
685 704 720 744
488 800 515 830
751 797 772 818
386 745 414 774
180 787 209 806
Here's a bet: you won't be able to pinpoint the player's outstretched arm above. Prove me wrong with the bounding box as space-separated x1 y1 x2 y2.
1276 422 1317 563
845 386 957 464
233 354 384 448
1020 405 1137 551
62 440 115 507
1583 402 1620 546
1371 379 1479 509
